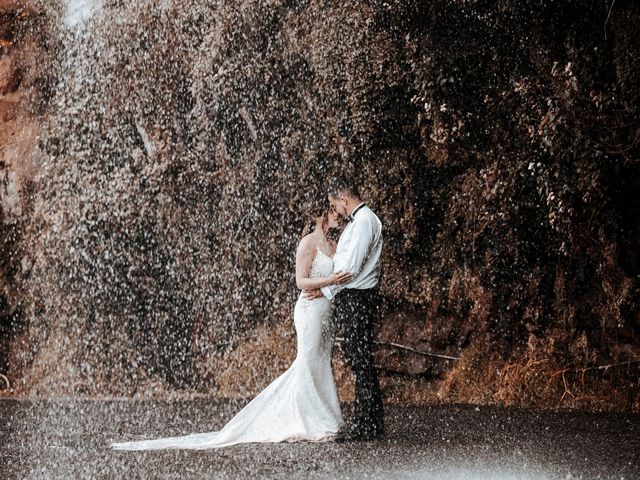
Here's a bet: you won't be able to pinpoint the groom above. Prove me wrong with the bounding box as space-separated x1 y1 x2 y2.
306 177 384 441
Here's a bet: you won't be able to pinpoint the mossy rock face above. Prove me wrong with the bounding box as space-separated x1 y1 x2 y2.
0 1 638 408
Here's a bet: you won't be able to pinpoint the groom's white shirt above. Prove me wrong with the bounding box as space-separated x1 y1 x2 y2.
321 203 382 300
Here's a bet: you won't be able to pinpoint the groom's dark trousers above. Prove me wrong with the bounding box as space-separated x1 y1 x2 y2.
334 287 384 435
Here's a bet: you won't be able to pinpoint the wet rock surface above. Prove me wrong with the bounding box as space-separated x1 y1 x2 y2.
0 1 639 409
1 399 638 479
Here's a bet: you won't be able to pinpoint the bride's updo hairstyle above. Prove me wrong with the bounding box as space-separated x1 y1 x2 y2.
299 196 329 240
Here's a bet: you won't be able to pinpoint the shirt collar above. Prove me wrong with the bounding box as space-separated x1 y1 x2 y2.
347 203 366 223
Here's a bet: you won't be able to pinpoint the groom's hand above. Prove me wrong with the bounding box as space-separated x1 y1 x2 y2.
303 289 324 300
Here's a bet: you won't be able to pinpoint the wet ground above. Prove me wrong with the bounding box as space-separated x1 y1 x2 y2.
1 399 638 479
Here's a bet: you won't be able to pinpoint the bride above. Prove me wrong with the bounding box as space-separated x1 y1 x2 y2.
111 203 351 450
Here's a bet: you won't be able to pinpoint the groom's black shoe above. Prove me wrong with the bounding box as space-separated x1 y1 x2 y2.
334 425 384 442
334 428 361 443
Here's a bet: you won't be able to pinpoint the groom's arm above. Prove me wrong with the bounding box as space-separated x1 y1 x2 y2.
321 219 374 300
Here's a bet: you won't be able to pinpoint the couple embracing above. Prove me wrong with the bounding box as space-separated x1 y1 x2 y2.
111 177 384 450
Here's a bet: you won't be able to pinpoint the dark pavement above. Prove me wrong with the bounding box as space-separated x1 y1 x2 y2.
1 399 638 479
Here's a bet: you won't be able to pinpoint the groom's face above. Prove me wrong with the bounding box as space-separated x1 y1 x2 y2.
328 194 348 219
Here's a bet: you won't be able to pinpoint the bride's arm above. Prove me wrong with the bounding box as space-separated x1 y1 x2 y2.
296 236 351 291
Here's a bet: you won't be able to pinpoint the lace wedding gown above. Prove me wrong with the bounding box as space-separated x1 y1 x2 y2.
111 248 343 450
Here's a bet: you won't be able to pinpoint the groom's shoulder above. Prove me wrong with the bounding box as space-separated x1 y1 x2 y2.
366 206 382 228
364 205 382 227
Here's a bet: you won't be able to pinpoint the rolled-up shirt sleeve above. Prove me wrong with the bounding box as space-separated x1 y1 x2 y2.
321 218 373 300
320 284 336 300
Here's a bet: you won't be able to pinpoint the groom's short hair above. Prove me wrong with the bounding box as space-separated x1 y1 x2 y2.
328 177 360 199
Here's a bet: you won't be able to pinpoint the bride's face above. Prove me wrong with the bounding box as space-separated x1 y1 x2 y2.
327 210 340 229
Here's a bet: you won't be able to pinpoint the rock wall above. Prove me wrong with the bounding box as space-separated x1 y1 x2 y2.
0 0 638 410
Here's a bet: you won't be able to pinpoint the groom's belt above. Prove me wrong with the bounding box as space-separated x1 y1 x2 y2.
343 286 379 294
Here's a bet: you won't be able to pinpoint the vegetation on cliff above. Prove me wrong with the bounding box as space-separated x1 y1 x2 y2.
0 0 638 410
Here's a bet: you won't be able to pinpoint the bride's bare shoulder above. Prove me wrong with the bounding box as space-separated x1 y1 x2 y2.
297 234 316 254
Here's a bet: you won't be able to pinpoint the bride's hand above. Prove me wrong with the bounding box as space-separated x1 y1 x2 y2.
328 271 352 286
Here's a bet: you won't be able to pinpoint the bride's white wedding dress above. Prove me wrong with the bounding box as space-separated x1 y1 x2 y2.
111 247 343 450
